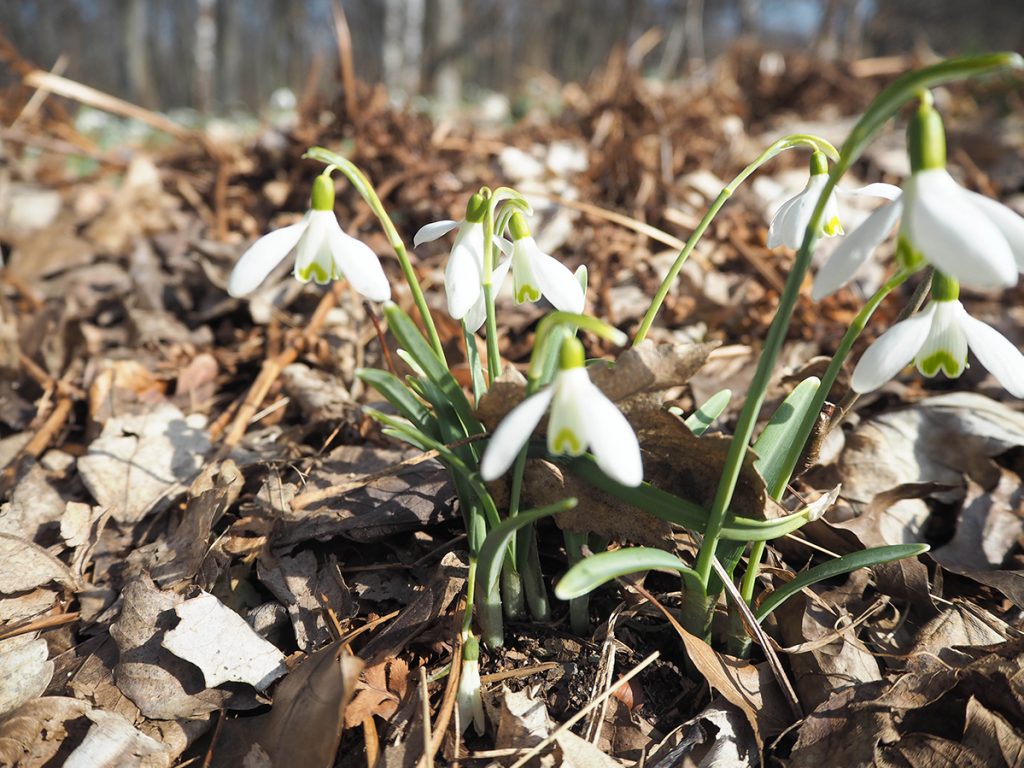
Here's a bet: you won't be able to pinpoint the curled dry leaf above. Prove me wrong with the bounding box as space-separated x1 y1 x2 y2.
644 697 758 768
211 642 363 768
160 590 287 691
0 696 91 767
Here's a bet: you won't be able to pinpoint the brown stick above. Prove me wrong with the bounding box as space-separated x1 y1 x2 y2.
330 0 359 121
214 287 339 459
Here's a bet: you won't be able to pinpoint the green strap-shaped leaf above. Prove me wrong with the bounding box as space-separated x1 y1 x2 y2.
555 547 700 600
477 498 578 598
683 389 732 437
357 368 439 439
753 377 820 499
384 304 483 435
566 456 811 541
753 543 929 622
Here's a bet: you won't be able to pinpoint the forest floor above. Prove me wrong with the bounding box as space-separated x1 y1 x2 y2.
2 42 1024 767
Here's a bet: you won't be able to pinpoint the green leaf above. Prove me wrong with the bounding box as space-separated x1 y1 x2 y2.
684 389 732 436
555 547 700 600
368 410 501 531
567 455 811 541
477 498 577 598
753 377 820 498
357 368 439 439
384 304 482 435
753 543 929 622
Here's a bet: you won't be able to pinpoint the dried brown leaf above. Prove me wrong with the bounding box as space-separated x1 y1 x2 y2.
0 533 76 594
0 637 53 719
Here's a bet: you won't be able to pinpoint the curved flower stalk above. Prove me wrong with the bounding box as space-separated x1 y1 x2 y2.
507 212 586 313
851 272 1024 397
228 173 391 301
414 192 512 321
813 95 1024 301
480 337 643 487
767 151 900 250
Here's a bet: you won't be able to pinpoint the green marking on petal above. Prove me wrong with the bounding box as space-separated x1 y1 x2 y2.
552 428 583 455
918 350 964 378
516 284 541 303
822 216 844 237
896 236 924 271
298 261 330 283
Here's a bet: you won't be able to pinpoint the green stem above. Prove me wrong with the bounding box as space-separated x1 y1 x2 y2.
481 194 501 384
770 268 913 498
633 134 838 345
563 529 591 635
692 52 1022 596
303 146 446 364
739 540 765 603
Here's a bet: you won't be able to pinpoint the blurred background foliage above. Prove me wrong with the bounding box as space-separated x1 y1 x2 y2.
2 0 1023 117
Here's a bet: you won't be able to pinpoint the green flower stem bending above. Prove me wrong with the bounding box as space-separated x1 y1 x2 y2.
694 52 1023 596
739 540 765 604
632 134 839 346
303 147 446 364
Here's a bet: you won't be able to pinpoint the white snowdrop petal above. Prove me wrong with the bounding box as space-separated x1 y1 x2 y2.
914 301 967 378
531 248 586 313
957 306 1024 398
850 305 935 393
581 383 643 486
812 198 903 301
547 370 589 457
227 220 307 297
463 258 511 333
413 219 458 247
906 169 1016 288
767 194 803 249
964 190 1024 272
326 226 391 302
480 389 555 480
840 182 902 201
445 239 483 319
293 212 332 283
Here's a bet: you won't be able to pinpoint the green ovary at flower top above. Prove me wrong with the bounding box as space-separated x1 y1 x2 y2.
507 212 586 313
227 173 391 302
851 271 1024 397
480 336 643 487
812 93 1024 301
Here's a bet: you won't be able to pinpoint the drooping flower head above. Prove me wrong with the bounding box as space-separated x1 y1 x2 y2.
508 212 586 313
814 94 1024 300
414 192 495 321
480 337 643 486
768 151 843 250
456 635 486 735
227 173 391 301
851 271 1024 397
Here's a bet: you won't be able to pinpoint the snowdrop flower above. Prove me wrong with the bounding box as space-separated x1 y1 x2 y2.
768 152 845 249
480 337 643 486
456 636 486 735
507 212 586 313
814 96 1023 301
227 174 391 301
851 272 1024 397
462 258 512 333
414 192 499 321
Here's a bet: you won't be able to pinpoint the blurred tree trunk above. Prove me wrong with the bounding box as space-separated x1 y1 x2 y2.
738 0 761 37
433 0 462 108
124 0 157 108
685 0 704 70
217 0 242 109
658 0 686 78
194 0 215 113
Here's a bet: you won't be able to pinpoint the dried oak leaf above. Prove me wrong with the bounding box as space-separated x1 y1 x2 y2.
343 656 409 728
0 696 92 767
78 403 210 524
0 533 76 594
0 636 53 719
161 590 287 692
110 575 257 719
